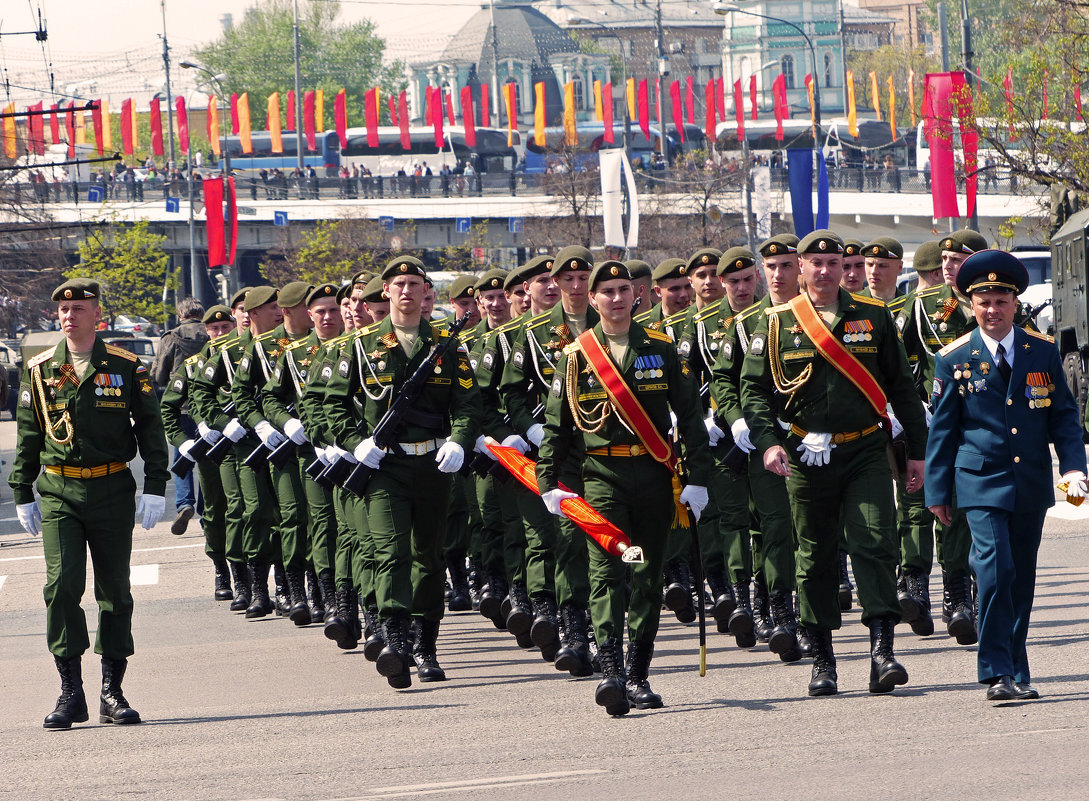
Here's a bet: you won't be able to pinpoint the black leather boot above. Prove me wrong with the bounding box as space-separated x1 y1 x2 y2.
727 581 757 647
324 586 356 649
946 572 977 645
479 572 507 629
306 566 325 624
376 616 412 689
286 568 310 626
412 618 447 682
752 577 772 643
211 555 233 601
43 655 88 729
706 570 737 631
768 589 801 662
229 562 251 612
362 605 385 662
445 550 472 612
897 568 918 623
273 563 291 616
506 580 533 637
316 569 336 625
625 640 663 709
807 628 838 696
99 657 140 724
346 587 362 645
904 570 934 636
664 559 697 624
245 561 273 619
554 603 593 677
466 558 482 609
838 550 854 611
530 592 560 661
868 616 909 693
594 639 630 716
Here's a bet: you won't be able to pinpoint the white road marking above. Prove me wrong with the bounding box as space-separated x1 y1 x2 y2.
0 542 203 563
129 564 159 586
0 576 6 591
325 770 608 800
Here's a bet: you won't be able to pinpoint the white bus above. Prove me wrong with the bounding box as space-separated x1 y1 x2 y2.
339 126 521 176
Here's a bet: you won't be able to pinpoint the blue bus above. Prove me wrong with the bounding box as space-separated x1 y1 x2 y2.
219 130 340 177
522 122 703 173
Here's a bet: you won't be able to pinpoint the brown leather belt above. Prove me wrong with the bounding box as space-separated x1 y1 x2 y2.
586 444 649 457
45 461 128 479
789 423 883 445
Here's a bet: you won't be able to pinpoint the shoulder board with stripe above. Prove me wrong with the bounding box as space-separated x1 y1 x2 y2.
886 295 909 313
524 311 553 331
662 308 691 326
184 352 203 366
643 327 672 343
105 343 138 362
694 302 722 323
493 316 525 335
357 321 382 336
938 332 971 357
737 304 764 324
1026 329 1054 343
849 292 886 308
914 285 944 299
285 337 312 352
563 342 580 356
765 301 792 315
255 330 278 342
27 345 58 368
211 330 238 346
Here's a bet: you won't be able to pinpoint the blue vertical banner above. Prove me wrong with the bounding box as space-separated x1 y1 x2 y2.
787 148 814 238
815 150 830 230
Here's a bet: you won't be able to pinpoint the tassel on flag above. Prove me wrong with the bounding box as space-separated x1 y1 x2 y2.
91 101 104 155
603 82 614 144
504 82 518 147
285 90 295 131
704 79 716 143
176 97 187 153
335 89 348 149
150 97 164 156
398 90 411 150
594 79 603 122
733 78 744 141
637 78 650 140
303 90 316 151
230 93 240 135
869 71 882 120
365 88 380 148
685 76 694 125
238 93 252 154
268 93 282 153
461 86 477 147
534 81 546 147
121 98 134 155
670 80 685 144
563 81 578 146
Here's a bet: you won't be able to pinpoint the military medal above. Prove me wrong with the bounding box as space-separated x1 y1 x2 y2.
843 319 873 343
1026 372 1051 408
980 362 990 375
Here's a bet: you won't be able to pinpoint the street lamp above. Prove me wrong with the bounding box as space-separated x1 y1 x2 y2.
566 13 632 158
712 1 821 129
179 61 233 302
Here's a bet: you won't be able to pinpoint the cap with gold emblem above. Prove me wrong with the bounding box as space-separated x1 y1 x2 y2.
686 248 721 273
843 239 865 258
551 245 594 275
504 255 552 290
380 255 428 281
335 283 352 304
229 287 253 309
955 249 1029 296
362 276 387 303
940 229 988 255
718 246 757 275
912 240 943 272
201 304 232 324
474 268 509 293
651 257 688 283
862 236 904 260
625 259 652 280
306 283 339 306
52 277 100 302
798 229 845 255
244 285 279 312
278 280 313 308
758 233 800 258
447 274 477 300
589 259 632 290
350 270 373 290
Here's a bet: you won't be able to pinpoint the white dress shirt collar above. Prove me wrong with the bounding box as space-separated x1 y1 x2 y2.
979 326 1017 368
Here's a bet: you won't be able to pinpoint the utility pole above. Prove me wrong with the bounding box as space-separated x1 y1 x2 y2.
938 2 950 71
838 0 848 116
490 0 500 128
655 0 668 164
293 0 304 171
960 0 979 231
160 0 176 167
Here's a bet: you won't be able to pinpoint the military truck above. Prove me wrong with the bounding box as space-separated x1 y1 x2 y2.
1050 207 1089 428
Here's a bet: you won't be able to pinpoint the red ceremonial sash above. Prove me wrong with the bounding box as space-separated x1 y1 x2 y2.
575 329 678 474
789 293 889 420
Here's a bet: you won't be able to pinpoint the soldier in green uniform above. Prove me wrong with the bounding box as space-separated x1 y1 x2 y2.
11 277 169 729
505 267 532 317
447 274 482 328
325 256 482 688
161 305 237 600
500 246 598 677
537 260 712 716
626 259 654 312
633 258 693 337
741 230 928 697
840 239 867 294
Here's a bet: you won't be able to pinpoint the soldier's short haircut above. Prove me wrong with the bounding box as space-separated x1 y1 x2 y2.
176 296 205 321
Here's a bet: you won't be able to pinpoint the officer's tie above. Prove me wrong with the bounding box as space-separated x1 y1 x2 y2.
996 343 1012 384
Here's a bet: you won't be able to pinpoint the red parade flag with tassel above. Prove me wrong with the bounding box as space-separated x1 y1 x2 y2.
237 93 252 154
432 87 445 148
303 90 316 150
91 102 104 155
1003 68 1016 134
716 77 726 124
685 76 694 125
670 80 685 144
923 72 960 220
285 90 295 131
950 70 978 221
227 176 238 266
121 99 134 155
230 93 239 136
733 79 745 141
364 88 380 148
602 82 614 144
637 79 650 140
65 103 76 157
773 74 787 141
150 97 164 156
335 89 348 149
49 104 59 146
480 90 489 128
461 86 477 147
424 86 434 125
398 91 410 150
176 97 189 153
446 90 456 127
704 79 716 143
204 176 226 268
750 74 758 121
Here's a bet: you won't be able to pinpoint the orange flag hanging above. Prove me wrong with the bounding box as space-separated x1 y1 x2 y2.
315 89 324 134
593 80 603 122
870 71 882 120
504 82 518 147
208 96 221 156
846 70 858 137
534 81 546 147
75 107 87 145
102 100 112 150
268 93 283 153
238 92 252 154
563 81 577 146
626 78 636 121
908 69 917 126
1 103 15 159
886 75 896 139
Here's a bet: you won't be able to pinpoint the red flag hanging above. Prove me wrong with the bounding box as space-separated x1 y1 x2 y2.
446 89 456 127
424 86 434 125
432 87 445 148
705 79 716 144
227 176 238 267
461 86 477 147
364 88 380 148
1076 86 1084 122
230 93 240 136
65 103 75 157
950 71 978 221
91 102 104 156
504 82 518 146
121 98 134 155
49 103 60 146
481 90 490 128
303 90 316 150
204 177 226 268
733 79 745 142
923 73 960 220
335 89 348 149
150 98 164 156
26 102 44 156
750 75 758 121
285 90 296 131
685 76 694 125
716 77 726 124
669 80 685 144
603 82 614 144
398 91 410 150
773 74 787 141
176 97 189 153
637 78 650 140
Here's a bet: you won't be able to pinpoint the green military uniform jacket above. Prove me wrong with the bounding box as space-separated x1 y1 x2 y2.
296 331 353 447
740 289 928 460
536 322 712 491
189 329 249 430
232 325 302 432
160 353 204 447
323 315 482 453
678 298 751 414
710 295 773 429
10 337 169 505
470 316 523 441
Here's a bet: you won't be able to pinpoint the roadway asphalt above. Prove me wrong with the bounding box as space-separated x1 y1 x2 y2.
1 417 1088 801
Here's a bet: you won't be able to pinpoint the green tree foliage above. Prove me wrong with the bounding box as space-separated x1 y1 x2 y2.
68 219 173 324
847 45 940 116
193 0 405 130
440 222 495 272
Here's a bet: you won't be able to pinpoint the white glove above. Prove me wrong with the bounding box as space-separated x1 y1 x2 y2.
435 441 465 473
704 412 724 447
136 494 166 530
16 501 42 537
354 437 385 469
501 434 530 454
730 418 755 453
542 488 578 518
254 420 287 449
1062 470 1088 499
222 418 246 442
330 444 358 464
669 410 678 430
526 423 545 448
796 431 833 467
283 417 309 446
315 445 331 468
197 421 223 444
178 438 198 461
679 484 709 521
886 404 904 439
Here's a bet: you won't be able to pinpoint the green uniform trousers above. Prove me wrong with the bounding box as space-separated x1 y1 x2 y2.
709 455 752 584
897 471 935 573
218 452 246 566
301 456 337 576
518 489 558 599
444 472 480 556
937 500 973 578
554 464 591 610
334 487 366 596
195 458 232 562
364 453 450 622
583 455 673 644
787 437 901 629
235 441 279 563
747 450 796 593
272 458 309 570
39 470 136 660
475 473 527 584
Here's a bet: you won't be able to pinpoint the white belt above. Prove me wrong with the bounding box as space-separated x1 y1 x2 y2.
394 438 445 456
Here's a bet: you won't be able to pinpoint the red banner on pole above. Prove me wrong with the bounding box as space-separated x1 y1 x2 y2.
1076 86 1085 122
923 72 961 219
364 88 380 148
285 90 295 131
773 74 788 141
750 75 758 121
176 97 189 153
950 71 977 221
669 80 685 144
733 79 745 142
65 103 75 157
398 91 410 150
204 177 226 268
716 77 726 124
603 82 614 144
480 90 490 129
637 79 650 140
227 177 238 267
121 99 134 155
150 98 164 156
705 79 716 144
432 87 445 148
461 86 477 147
685 76 694 125
335 89 348 149
303 90 316 150
91 102 104 155
446 90 456 127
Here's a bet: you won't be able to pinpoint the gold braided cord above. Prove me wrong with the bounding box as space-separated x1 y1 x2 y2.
767 311 812 410
565 351 610 434
32 364 74 446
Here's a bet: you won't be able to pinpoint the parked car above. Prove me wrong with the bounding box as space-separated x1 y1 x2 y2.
1 341 18 419
100 335 159 371
112 315 161 337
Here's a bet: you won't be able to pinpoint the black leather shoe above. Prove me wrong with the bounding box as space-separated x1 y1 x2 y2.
43 656 88 730
986 675 1016 701
1013 682 1039 700
99 657 141 724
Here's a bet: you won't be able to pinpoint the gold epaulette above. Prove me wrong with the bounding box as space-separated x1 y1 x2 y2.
104 343 138 362
524 311 553 331
285 337 313 352
184 352 203 365
211 330 238 346
766 301 792 315
938 332 971 356
643 328 672 343
27 345 57 368
849 292 886 308
662 308 691 326
255 330 278 342
737 303 764 324
1026 329 1054 343
493 316 525 335
694 299 723 323
887 295 910 313
563 342 580 356
914 285 944 299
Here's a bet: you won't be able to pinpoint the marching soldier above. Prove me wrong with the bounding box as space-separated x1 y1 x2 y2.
11 277 169 729
634 258 693 339
537 260 711 715
840 239 866 293
626 259 654 311
741 230 928 697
